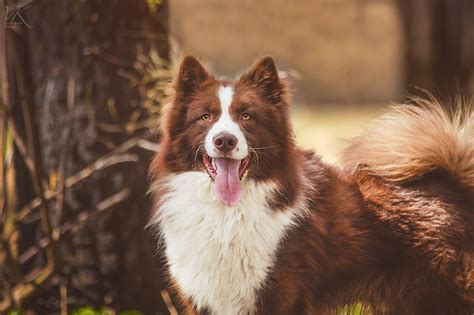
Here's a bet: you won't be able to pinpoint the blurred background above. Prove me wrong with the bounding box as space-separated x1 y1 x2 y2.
0 0 473 314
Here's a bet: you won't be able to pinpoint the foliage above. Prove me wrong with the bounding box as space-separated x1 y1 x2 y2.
146 0 162 12
336 303 367 315
72 306 144 315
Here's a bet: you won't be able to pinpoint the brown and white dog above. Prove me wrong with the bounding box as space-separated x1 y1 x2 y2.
148 56 474 314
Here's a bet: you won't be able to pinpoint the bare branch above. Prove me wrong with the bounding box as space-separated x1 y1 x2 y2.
10 30 58 267
0 7 14 309
0 110 5 223
60 283 67 315
55 73 76 225
136 138 160 152
0 0 7 222
15 153 138 224
18 188 131 265
0 188 131 311
15 133 156 222
0 0 10 110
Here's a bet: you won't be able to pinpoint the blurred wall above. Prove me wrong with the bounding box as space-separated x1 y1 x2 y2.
170 0 405 103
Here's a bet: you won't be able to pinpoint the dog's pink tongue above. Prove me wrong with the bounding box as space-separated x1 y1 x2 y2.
214 158 242 206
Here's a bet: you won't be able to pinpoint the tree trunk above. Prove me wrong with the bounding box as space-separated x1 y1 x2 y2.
398 0 474 99
11 0 169 313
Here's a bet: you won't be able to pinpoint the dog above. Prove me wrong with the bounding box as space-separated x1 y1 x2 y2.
148 55 473 314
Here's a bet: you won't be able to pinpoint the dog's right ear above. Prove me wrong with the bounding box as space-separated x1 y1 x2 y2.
175 56 209 103
240 55 285 105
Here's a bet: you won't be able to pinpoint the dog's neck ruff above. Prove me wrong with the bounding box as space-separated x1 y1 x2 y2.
151 172 301 314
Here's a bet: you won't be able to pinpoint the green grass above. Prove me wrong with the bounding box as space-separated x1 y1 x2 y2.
71 307 144 315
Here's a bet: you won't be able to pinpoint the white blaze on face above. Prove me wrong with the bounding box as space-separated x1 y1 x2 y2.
205 85 248 159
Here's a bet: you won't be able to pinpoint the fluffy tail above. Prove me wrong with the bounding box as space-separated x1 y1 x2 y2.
342 97 474 191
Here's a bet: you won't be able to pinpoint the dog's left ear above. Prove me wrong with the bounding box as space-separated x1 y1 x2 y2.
241 55 284 104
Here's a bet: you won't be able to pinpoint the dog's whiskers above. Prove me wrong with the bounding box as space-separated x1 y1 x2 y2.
251 144 280 151
193 144 204 167
249 147 260 171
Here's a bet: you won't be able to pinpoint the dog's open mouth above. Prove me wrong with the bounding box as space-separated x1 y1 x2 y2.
202 152 249 181
202 152 249 206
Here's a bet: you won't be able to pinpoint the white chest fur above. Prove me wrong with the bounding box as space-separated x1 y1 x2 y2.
151 172 297 314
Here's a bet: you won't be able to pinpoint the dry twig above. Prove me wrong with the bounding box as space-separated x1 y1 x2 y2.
2 188 131 311
15 133 157 222
18 188 130 265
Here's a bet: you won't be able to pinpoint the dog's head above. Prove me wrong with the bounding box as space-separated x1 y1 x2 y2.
153 56 296 206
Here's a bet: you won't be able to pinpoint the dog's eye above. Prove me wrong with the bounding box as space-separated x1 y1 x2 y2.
201 113 211 121
241 113 251 121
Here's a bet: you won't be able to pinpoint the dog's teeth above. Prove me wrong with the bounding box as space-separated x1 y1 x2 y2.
212 159 216 169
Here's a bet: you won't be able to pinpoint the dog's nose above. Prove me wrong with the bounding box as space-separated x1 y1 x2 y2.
213 133 238 152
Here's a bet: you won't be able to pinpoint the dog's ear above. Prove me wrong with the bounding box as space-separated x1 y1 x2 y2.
175 56 210 102
241 55 284 104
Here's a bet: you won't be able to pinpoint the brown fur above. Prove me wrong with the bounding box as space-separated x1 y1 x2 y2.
150 56 474 314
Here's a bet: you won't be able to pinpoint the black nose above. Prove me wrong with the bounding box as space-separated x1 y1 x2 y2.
213 133 238 152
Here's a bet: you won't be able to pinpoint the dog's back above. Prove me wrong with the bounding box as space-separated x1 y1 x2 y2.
343 98 474 313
